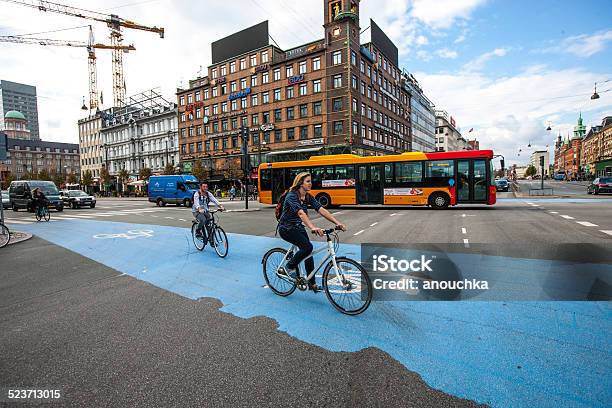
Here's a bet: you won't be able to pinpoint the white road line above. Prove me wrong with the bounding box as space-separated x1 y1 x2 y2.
526 202 533 205
549 211 559 214
600 230 612 236
179 219 187 222
332 211 343 215
164 217 175 219
4 219 33 224
461 213 466 218
150 215 159 218
461 228 467 234
390 213 397 217
559 215 575 220
370 222 378 227
353 229 365 236
463 238 470 248
576 221 598 227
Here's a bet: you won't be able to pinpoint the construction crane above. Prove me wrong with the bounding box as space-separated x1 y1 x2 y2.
0 26 135 111
2 0 164 107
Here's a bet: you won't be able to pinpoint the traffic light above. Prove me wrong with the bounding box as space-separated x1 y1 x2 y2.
240 127 249 171
540 156 545 167
500 158 505 171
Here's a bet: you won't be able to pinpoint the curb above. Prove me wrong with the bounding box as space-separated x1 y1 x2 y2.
5 230 33 246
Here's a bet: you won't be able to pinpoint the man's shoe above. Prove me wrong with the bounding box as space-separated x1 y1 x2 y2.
278 266 297 279
308 283 323 293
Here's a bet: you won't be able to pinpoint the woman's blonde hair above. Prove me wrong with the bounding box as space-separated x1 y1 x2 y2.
289 172 311 192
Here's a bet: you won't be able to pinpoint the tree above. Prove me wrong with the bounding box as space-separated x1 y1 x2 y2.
525 165 537 177
163 163 175 175
53 173 65 188
67 172 78 184
2 173 15 189
81 170 93 193
100 167 111 189
139 167 152 182
191 160 207 181
117 169 129 194
38 169 51 181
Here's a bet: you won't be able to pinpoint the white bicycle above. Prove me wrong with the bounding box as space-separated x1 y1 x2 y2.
262 226 372 315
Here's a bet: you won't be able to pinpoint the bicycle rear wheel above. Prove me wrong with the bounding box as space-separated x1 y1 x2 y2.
211 226 228 258
43 209 50 222
262 248 297 296
323 257 372 315
191 223 205 251
0 223 10 248
35 209 42 222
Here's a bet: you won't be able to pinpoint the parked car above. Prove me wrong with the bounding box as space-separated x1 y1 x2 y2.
148 174 199 207
495 178 510 192
1 190 9 208
587 177 612 195
9 180 64 212
63 190 96 208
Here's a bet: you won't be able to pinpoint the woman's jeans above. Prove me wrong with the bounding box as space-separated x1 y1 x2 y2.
279 225 315 285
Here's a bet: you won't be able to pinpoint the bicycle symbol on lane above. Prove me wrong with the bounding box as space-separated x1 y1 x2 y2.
93 230 155 240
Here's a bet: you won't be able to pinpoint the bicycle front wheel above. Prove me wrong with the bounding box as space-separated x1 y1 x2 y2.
43 209 50 222
191 223 205 251
323 257 372 315
212 226 228 258
0 223 10 248
262 248 297 296
35 210 42 222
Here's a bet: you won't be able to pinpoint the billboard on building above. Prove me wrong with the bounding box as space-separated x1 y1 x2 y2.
211 21 269 65
370 19 398 67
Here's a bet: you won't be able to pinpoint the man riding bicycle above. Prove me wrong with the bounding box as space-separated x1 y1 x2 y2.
278 172 345 292
30 187 48 214
192 182 225 245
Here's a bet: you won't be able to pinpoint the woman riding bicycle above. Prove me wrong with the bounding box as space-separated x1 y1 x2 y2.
278 172 346 292
31 187 48 214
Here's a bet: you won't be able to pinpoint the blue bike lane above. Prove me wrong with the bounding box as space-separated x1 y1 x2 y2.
16 219 611 408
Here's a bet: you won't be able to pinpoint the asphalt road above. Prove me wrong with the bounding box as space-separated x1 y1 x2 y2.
1 196 610 407
517 179 608 196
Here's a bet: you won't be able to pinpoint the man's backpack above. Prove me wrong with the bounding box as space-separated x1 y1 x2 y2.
193 190 210 207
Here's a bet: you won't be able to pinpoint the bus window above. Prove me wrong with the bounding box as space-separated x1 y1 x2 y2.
289 168 308 183
334 165 355 180
384 163 394 185
396 162 423 185
425 160 454 186
260 169 272 191
311 166 334 189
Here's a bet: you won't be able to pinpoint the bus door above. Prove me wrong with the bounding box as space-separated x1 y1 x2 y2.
457 159 488 203
271 168 286 203
357 164 383 204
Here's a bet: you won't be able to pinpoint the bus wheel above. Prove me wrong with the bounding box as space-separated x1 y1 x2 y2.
316 193 332 209
429 193 450 209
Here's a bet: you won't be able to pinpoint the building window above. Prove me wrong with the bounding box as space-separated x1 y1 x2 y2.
263 131 271 144
351 50 356 65
300 126 308 140
299 83 307 96
241 97 247 109
262 91 269 104
287 128 295 140
204 89 209 99
287 107 294 120
353 121 358 135
274 88 281 101
332 97 343 112
240 58 246 70
262 111 270 124
231 100 238 111
262 71 269 84
241 116 248 127
300 104 308 118
250 54 257 66
352 98 357 112
212 87 218 97
211 68 217 79
314 124 322 138
360 60 365 73
274 130 282 143
312 57 320 71
273 68 281 81
299 61 307 74
231 118 238 129
286 86 294 99
252 114 259 125
274 109 282 122
222 120 228 131
332 50 342 65
332 74 342 89
251 75 258 87
222 138 228 149
313 79 321 93
214 139 219 150
251 94 258 106
220 65 227 76
221 102 228 113
181 144 186 154
221 84 227 95
261 50 269 63
240 78 247 89
367 65 371 78
196 126 202 136
195 108 202 119
230 61 236 73
195 91 201 101
286 65 293 77
179 96 185 106
313 101 322 115
333 121 343 135
230 81 237 92
213 104 219 115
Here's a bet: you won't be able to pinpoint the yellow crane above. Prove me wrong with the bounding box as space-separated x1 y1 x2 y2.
2 0 164 107
0 26 135 111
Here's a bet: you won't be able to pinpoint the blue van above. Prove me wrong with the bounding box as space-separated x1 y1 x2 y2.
148 175 199 207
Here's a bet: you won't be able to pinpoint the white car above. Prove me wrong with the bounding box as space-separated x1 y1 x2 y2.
63 190 96 209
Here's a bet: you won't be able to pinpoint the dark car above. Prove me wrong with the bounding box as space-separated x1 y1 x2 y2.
587 177 612 195
63 190 96 209
495 178 509 192
9 180 64 212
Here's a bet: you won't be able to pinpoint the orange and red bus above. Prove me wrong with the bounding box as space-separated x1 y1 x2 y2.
258 150 496 209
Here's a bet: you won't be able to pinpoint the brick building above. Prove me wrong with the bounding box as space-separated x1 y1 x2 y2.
580 116 612 177
176 0 411 181
554 113 586 179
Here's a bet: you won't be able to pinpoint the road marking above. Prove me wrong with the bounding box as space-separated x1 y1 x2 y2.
164 217 175 220
4 219 33 224
461 213 466 218
150 215 159 218
179 219 187 222
529 204 540 207
548 211 559 214
390 213 397 216
576 221 598 227
559 215 575 219
370 222 378 227
463 238 470 248
332 211 343 215
599 230 612 236
526 202 533 205
354 229 365 236
461 228 467 234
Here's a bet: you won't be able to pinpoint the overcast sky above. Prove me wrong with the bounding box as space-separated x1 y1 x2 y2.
1 0 611 166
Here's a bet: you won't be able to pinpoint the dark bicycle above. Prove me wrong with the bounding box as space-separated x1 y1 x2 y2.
35 205 50 222
0 222 9 248
191 209 228 258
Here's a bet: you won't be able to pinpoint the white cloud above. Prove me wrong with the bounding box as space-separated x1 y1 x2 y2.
416 50 432 62
416 66 612 165
416 35 429 46
436 48 458 59
541 30 612 58
462 47 507 72
410 0 487 29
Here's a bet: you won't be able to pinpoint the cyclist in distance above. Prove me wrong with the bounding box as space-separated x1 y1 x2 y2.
192 182 225 245
31 187 48 213
278 172 346 292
